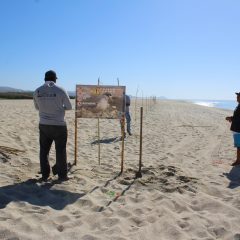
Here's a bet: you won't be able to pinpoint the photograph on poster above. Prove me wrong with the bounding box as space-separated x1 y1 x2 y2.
76 85 126 119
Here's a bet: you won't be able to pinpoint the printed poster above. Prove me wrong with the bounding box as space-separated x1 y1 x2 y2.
76 85 126 119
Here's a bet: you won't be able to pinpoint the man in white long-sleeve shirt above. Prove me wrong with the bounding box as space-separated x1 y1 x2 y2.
33 70 72 182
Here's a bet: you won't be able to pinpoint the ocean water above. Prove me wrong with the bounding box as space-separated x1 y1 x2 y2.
190 100 237 111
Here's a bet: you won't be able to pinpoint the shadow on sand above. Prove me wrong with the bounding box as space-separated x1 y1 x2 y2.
224 166 240 189
0 178 84 210
91 137 120 145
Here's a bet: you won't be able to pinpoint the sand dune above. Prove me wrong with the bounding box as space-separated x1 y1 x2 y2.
0 99 240 240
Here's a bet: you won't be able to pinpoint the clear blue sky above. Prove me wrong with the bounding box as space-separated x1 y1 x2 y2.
0 0 239 100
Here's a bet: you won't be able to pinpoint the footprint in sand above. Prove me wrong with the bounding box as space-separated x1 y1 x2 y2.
81 234 100 240
177 220 190 229
129 216 147 227
57 225 64 232
146 215 157 223
234 233 240 240
0 229 19 240
167 152 174 157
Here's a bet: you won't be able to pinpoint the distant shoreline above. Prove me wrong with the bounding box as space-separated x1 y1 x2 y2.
190 99 236 111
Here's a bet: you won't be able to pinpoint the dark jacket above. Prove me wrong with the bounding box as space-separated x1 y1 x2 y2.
230 104 240 132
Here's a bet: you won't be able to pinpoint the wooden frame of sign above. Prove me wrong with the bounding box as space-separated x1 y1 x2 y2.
74 84 126 173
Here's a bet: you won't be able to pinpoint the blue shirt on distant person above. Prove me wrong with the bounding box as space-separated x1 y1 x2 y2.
125 94 130 113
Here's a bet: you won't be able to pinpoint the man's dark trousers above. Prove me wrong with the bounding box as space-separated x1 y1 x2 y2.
39 124 67 179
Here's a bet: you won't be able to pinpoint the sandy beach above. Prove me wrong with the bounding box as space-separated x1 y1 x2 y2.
0 99 240 240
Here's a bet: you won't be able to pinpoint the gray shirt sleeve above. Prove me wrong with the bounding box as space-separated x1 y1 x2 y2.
33 91 39 110
62 90 72 110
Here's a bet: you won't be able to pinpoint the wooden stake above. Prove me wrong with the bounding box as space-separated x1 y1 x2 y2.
74 116 78 165
135 87 139 123
97 78 101 165
120 114 125 174
98 118 101 165
74 90 78 165
145 97 148 113
136 107 143 178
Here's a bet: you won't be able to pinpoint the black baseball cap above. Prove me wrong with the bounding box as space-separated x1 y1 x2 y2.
235 92 240 96
44 70 58 81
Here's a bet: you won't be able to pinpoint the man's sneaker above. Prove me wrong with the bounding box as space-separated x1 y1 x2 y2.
58 176 71 182
127 131 132 136
39 176 49 182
